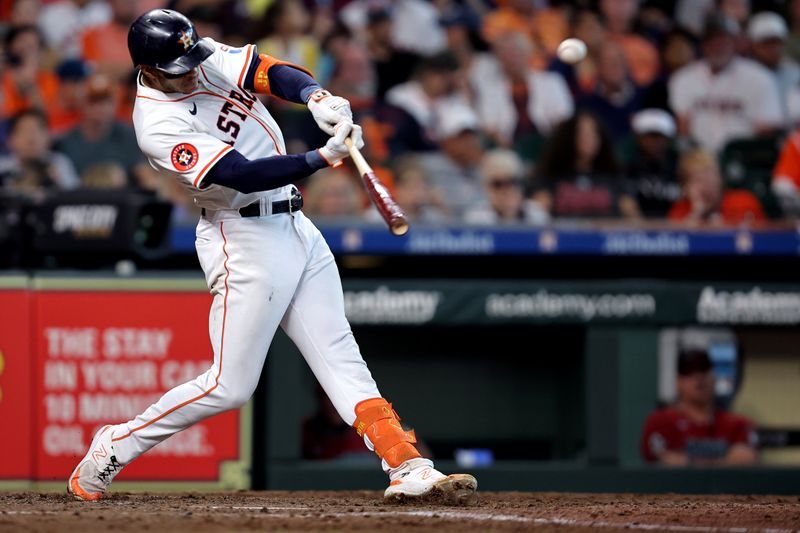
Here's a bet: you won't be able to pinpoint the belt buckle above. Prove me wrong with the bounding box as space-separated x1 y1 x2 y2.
289 189 301 214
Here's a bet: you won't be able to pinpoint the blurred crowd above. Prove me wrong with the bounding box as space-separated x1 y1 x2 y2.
5 0 800 227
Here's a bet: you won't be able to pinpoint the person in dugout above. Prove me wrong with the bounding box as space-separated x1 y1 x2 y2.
640 349 759 466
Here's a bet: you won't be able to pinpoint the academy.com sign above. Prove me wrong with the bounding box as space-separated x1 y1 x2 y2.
486 290 657 321
697 286 800 324
344 286 442 324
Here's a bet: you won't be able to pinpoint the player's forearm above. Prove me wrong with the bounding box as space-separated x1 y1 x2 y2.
203 149 327 193
268 64 321 104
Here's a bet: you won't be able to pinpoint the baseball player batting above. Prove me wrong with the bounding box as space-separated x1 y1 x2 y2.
67 9 477 504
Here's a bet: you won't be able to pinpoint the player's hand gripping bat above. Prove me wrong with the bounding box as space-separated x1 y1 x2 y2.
344 137 409 236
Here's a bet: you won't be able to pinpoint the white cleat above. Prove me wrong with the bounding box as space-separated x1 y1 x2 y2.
67 425 125 501
384 458 477 505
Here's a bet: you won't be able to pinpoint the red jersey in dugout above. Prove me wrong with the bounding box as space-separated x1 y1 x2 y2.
640 407 757 463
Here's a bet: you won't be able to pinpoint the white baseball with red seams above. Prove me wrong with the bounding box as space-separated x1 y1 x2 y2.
112 38 383 465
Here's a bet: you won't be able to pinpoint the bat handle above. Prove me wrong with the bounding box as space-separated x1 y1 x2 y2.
344 137 372 173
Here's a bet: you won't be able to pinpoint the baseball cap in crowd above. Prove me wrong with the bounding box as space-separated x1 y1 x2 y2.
86 73 114 102
703 14 740 38
436 102 479 140
56 59 91 81
748 12 788 42
631 109 676 138
677 349 713 376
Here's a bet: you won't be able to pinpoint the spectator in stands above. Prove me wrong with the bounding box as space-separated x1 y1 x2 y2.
626 109 682 218
417 102 487 217
771 128 800 216
578 42 644 141
642 28 698 110
718 0 751 31
747 12 800 123
1 25 59 120
675 0 715 37
49 59 91 136
669 148 766 224
641 348 758 466
80 0 139 81
384 51 465 151
0 109 79 199
38 0 111 59
669 14 783 155
379 156 448 224
324 34 375 111
7 0 39 27
465 149 549 225
531 111 640 219
786 0 800 62
302 168 364 218
549 9 606 98
481 0 569 69
363 6 419 101
384 0 447 57
472 31 573 148
440 5 486 73
599 0 660 87
55 74 147 184
254 0 322 77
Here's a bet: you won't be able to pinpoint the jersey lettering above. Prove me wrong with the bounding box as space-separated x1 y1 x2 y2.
216 115 241 139
229 89 255 110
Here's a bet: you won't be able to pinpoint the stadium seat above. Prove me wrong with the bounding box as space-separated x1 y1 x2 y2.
719 134 786 219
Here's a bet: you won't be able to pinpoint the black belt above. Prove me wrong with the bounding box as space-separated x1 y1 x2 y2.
201 194 303 218
239 194 303 217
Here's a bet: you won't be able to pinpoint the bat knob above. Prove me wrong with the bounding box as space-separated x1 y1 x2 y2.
390 216 409 236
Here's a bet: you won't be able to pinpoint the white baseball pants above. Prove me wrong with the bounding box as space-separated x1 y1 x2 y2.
111 210 381 464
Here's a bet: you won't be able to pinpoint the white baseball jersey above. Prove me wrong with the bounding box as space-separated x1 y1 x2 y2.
133 38 294 210
669 57 782 154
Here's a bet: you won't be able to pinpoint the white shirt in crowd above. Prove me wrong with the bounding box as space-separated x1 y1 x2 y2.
38 0 111 59
469 54 574 144
669 57 783 154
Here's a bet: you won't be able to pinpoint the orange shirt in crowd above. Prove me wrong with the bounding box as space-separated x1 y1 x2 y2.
1 70 60 118
773 130 800 189
668 190 766 223
81 23 131 73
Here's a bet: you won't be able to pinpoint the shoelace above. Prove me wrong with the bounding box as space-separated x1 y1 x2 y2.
97 456 122 482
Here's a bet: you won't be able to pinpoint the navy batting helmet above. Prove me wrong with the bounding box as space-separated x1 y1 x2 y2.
128 9 214 76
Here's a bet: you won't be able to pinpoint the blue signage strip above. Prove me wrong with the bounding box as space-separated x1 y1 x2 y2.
171 224 800 257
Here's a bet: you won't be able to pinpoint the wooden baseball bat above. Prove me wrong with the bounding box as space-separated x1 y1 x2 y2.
345 137 409 236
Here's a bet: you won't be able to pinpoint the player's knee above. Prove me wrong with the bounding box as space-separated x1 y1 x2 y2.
212 387 253 411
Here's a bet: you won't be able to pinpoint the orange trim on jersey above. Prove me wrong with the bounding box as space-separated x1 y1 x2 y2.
113 223 231 443
252 54 313 96
237 44 254 89
138 88 284 155
193 145 234 187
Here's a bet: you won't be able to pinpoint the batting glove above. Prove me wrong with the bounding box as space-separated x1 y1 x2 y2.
318 122 364 167
307 89 353 136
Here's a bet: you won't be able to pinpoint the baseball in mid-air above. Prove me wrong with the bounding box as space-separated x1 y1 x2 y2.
557 38 587 64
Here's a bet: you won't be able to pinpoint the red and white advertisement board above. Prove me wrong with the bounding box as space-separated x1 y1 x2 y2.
33 290 242 482
0 287 34 479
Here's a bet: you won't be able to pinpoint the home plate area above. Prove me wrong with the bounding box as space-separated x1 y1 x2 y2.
1 491 799 532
